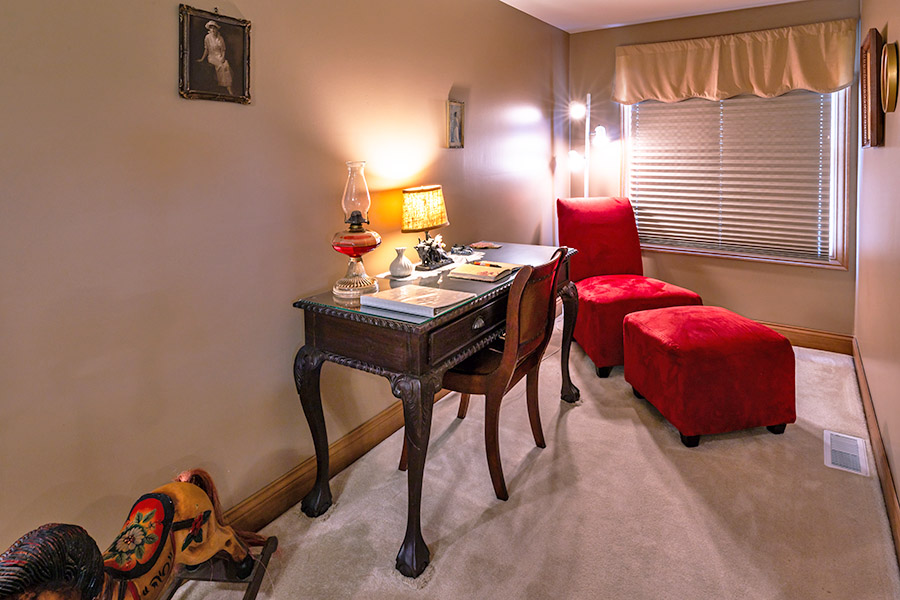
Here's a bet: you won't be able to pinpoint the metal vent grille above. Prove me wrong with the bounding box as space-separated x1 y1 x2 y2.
824 430 869 476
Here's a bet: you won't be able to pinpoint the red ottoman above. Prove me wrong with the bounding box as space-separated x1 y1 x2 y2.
623 306 796 447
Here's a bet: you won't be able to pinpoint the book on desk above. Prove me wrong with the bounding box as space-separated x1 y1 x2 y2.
359 284 476 317
447 261 521 282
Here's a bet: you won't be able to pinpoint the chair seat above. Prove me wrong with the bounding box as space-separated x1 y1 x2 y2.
575 274 702 369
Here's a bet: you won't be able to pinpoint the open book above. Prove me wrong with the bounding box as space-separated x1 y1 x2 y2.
448 261 521 282
359 284 476 317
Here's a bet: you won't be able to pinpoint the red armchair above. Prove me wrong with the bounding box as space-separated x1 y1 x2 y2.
556 197 702 377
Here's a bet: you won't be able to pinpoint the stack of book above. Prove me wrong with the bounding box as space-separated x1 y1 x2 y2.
359 285 476 317
448 261 520 282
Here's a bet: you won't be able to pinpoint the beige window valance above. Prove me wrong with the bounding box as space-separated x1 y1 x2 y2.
613 18 857 104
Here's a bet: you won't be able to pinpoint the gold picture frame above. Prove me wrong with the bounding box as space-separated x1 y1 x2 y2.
861 28 884 147
447 100 464 148
882 42 898 113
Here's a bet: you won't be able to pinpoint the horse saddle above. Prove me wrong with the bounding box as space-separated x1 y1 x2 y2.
102 492 211 580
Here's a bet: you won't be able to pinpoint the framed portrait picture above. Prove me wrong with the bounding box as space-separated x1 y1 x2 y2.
447 100 464 148
179 4 251 104
861 28 884 148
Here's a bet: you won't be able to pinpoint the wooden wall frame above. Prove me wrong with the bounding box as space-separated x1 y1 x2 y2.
179 4 251 104
861 28 884 148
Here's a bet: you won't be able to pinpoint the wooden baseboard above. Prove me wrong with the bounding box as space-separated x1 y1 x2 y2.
225 390 450 533
852 339 900 568
759 321 853 355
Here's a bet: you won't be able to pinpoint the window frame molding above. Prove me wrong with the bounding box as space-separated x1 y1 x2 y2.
620 88 851 271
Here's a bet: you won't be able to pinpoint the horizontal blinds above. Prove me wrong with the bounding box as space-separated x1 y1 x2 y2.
627 91 833 261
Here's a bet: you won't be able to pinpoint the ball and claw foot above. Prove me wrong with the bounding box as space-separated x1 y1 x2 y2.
396 532 430 578
561 384 581 404
300 485 333 518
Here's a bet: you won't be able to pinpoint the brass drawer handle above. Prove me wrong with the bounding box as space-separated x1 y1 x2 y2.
472 316 485 330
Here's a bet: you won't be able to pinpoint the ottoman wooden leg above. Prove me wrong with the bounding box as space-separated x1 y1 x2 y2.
767 424 787 434
596 366 613 378
680 433 700 447
632 387 645 399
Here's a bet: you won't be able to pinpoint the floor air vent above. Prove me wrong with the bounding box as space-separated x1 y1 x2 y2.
824 430 869 476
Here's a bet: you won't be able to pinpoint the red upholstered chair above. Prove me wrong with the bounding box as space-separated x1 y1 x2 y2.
556 197 702 377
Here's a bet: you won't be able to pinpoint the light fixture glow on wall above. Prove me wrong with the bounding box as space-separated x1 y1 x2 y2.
568 95 591 197
568 149 585 171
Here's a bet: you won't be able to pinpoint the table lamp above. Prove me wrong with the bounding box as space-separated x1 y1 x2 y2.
331 161 381 302
401 185 453 270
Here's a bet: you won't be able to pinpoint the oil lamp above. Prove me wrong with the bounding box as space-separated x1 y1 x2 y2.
331 161 381 302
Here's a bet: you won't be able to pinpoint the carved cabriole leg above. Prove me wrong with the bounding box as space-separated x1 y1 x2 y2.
294 346 332 517
398 391 466 472
559 281 581 403
398 438 409 472
390 372 441 578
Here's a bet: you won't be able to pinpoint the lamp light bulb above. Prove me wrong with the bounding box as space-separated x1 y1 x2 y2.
569 102 586 120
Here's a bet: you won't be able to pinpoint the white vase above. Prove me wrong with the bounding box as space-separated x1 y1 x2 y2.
389 247 414 278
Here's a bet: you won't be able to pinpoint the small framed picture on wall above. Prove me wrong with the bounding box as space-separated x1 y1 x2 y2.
179 4 251 104
447 100 464 148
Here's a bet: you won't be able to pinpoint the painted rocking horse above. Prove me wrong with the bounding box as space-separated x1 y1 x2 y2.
0 469 276 600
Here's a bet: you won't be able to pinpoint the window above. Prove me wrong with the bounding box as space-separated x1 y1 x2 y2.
623 89 849 267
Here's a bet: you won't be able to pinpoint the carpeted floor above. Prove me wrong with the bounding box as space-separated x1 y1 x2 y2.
175 319 900 599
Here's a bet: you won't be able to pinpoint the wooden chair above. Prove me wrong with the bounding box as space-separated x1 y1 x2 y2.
556 197 702 377
400 247 567 500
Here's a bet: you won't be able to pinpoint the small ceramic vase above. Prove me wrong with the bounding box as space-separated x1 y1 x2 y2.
389 247 414 278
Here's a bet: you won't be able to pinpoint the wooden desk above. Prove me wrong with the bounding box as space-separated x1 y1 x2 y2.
292 243 579 578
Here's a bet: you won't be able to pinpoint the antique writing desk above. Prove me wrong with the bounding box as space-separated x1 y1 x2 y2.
292 243 579 578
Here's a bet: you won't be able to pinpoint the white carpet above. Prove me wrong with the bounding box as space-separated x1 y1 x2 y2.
175 320 900 599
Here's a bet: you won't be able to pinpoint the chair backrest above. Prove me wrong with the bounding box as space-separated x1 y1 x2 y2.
497 247 567 383
556 197 643 282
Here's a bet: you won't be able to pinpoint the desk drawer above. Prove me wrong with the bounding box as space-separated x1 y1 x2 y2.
429 298 506 365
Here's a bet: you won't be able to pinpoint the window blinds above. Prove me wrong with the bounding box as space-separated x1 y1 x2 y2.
626 90 840 262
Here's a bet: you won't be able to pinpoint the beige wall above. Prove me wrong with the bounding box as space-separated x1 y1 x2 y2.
568 0 859 333
0 0 567 548
858 0 900 503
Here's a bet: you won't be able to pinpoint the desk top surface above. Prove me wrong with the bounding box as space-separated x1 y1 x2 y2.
294 242 571 325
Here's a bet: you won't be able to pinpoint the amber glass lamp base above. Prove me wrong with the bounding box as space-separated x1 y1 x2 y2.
331 225 381 304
